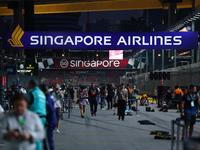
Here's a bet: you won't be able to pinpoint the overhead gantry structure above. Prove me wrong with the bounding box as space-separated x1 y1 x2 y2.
0 0 200 16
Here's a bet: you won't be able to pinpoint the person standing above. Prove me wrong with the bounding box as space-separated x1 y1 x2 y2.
107 84 114 110
64 85 70 99
174 86 184 113
113 87 118 115
70 86 75 104
39 84 57 150
27 80 46 150
51 83 63 133
181 85 200 140
116 83 128 121
1 93 45 150
79 86 88 118
166 87 173 106
132 85 139 106
127 84 132 110
6 87 14 110
88 83 98 116
151 88 157 104
100 86 106 109
196 87 200 117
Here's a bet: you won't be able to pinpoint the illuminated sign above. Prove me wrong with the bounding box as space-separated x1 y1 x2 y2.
109 50 123 60
3 25 198 49
17 70 32 73
26 64 34 69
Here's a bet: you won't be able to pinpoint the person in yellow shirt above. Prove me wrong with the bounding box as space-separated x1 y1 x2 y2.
174 86 184 113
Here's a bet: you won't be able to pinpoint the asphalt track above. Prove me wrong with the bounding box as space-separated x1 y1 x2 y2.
53 103 200 150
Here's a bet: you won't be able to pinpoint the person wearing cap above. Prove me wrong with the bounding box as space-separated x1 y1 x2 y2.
116 83 128 121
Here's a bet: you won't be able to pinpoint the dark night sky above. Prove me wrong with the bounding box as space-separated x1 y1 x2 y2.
79 10 141 31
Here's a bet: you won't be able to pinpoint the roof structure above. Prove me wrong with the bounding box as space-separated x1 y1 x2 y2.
0 0 200 16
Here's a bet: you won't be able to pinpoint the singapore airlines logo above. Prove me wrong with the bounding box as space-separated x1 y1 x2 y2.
8 25 24 47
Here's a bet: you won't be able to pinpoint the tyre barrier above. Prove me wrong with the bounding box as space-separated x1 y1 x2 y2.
154 135 176 140
150 130 176 140
150 131 169 135
138 120 156 125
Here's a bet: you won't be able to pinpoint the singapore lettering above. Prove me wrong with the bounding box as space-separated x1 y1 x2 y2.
30 35 182 46
60 59 120 68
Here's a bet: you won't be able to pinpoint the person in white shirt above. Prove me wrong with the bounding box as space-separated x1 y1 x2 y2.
0 93 45 150
51 83 63 133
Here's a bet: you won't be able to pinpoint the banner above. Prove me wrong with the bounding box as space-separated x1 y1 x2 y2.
4 66 17 75
3 25 198 49
37 58 145 69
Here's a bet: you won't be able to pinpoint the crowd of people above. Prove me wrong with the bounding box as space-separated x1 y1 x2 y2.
0 80 65 150
0 81 200 150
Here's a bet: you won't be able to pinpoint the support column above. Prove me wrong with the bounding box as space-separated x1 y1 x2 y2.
153 49 155 71
8 2 23 27
146 50 148 73
140 54 142 74
0 38 3 72
168 2 177 27
13 8 22 28
24 1 34 31
197 42 200 62
162 49 164 70
24 1 36 75
191 0 195 64
174 49 177 67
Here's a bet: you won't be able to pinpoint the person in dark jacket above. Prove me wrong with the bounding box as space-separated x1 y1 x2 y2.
39 84 57 150
88 83 98 116
107 84 114 110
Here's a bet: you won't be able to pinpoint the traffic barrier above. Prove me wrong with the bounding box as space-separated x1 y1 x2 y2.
171 118 200 150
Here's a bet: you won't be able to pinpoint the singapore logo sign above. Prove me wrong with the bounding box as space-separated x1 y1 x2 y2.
59 59 121 68
3 25 198 50
60 59 69 68
8 25 24 47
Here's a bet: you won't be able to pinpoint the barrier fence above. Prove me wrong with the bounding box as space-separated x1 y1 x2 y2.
171 118 200 150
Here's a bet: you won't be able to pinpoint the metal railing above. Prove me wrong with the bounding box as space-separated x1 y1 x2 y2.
171 117 200 150
61 94 72 119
